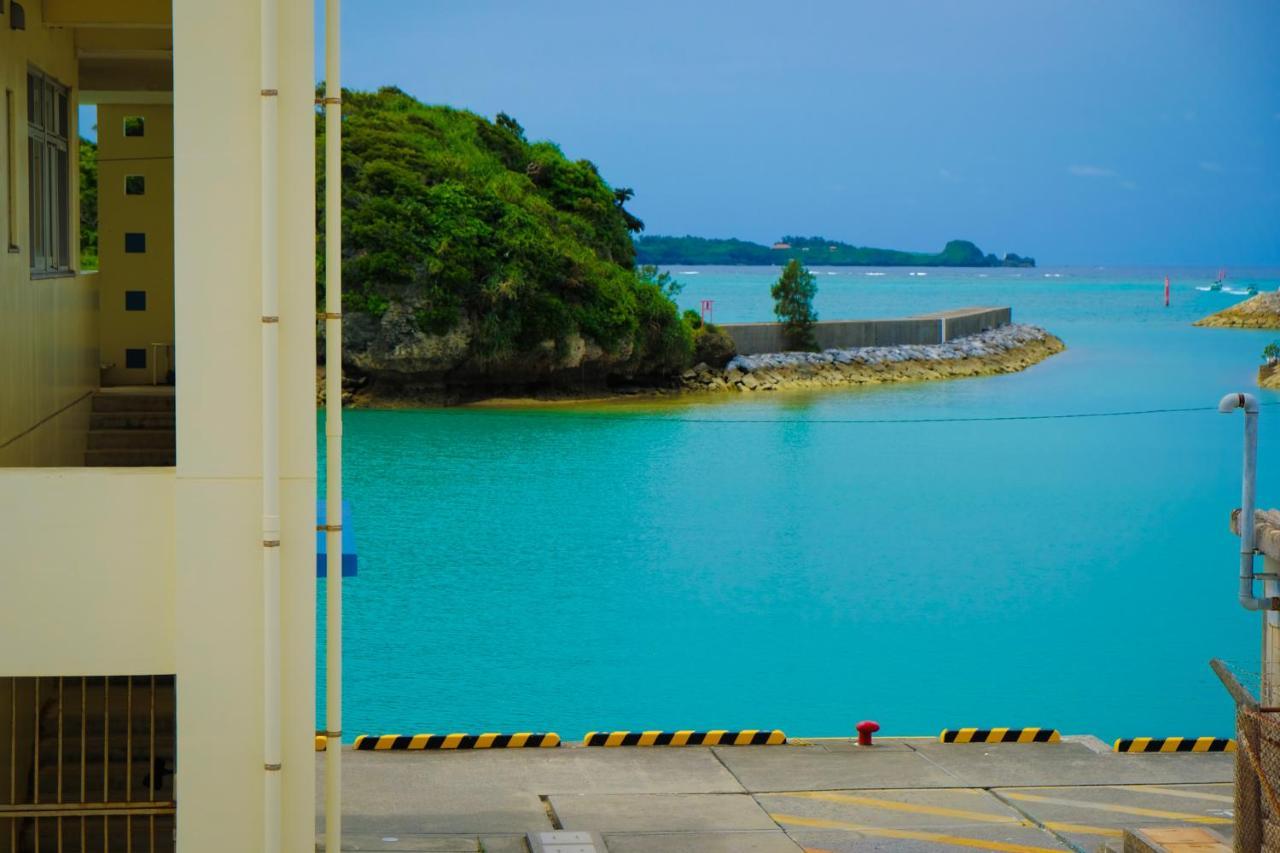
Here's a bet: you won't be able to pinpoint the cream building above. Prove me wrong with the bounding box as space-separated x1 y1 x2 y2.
0 0 337 850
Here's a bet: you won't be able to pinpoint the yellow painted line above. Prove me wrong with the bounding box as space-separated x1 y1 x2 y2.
777 790 1024 824
775 791 1120 839
771 813 1067 853
1041 821 1122 839
1000 791 1232 824
1110 784 1234 804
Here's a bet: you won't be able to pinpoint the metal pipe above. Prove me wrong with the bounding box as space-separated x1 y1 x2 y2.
1219 392 1274 611
260 0 283 847
324 0 344 848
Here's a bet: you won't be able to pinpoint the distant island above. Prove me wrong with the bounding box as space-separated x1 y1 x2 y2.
635 235 1035 268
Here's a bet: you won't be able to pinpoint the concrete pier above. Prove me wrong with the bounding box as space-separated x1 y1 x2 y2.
315 736 1234 852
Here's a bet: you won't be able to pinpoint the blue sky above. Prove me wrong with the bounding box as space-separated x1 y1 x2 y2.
316 0 1278 266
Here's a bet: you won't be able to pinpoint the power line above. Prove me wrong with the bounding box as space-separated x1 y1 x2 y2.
482 400 1280 426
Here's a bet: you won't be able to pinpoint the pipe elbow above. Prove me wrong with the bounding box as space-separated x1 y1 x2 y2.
1242 596 1280 612
1219 392 1260 414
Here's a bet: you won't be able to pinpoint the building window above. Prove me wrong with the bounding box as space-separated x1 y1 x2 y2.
125 290 147 311
125 348 147 369
125 232 146 253
126 174 146 195
27 68 71 276
5 88 16 252
124 115 145 137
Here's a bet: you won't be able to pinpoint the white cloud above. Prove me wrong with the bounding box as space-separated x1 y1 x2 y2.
1068 164 1117 178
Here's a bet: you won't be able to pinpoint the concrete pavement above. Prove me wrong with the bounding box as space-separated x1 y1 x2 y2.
315 737 1235 852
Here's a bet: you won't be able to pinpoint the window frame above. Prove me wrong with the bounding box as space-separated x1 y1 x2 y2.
27 67 73 278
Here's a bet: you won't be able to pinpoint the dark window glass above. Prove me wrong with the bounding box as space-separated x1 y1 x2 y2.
123 116 145 137
125 291 147 311
124 232 146 254
125 175 146 195
125 348 147 369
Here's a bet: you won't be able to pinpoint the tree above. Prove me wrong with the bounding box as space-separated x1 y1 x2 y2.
79 137 98 270
771 259 818 351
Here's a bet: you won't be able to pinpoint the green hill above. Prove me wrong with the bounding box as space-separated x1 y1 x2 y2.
318 87 696 387
635 235 1035 267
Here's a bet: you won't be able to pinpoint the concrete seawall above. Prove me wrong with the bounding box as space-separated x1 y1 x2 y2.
722 306 1012 355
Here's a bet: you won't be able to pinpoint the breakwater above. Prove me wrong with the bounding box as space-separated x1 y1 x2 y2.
721 306 1012 355
679 323 1064 393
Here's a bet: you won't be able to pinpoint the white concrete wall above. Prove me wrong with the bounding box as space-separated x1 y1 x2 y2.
0 468 175 675
174 0 317 848
0 2 99 467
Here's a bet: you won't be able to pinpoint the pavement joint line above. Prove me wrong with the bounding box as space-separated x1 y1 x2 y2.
902 738 972 787
706 745 752 795
768 812 1068 853
986 788 1092 853
537 794 562 830
998 790 1234 824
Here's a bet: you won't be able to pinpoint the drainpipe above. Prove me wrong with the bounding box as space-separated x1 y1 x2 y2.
323 0 344 849
260 0 282 847
1219 392 1275 612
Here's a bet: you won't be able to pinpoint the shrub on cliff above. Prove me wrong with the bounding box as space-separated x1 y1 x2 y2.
692 323 737 368
771 259 819 351
317 87 692 378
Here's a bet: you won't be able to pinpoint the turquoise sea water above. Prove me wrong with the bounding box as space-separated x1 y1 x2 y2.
319 266 1280 743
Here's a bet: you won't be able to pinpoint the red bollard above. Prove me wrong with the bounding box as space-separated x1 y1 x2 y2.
856 720 880 746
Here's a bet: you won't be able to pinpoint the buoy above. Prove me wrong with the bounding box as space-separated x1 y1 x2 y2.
1164 275 1170 307
856 720 880 746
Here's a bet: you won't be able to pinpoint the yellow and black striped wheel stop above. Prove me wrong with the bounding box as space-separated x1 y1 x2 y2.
582 729 786 747
940 728 1060 744
353 732 560 750
1113 737 1235 753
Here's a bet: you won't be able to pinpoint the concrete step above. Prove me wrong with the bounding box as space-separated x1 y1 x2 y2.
1123 827 1230 852
91 394 175 414
90 411 175 430
87 429 175 450
85 449 176 467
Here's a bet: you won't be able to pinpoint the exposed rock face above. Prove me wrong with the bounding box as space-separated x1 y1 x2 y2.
1194 292 1280 329
677 324 1065 394
1261 362 1280 391
336 291 636 391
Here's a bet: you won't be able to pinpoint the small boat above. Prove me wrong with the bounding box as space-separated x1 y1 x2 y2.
1205 267 1227 291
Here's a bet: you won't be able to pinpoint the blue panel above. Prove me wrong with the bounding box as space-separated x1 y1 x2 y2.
317 500 358 578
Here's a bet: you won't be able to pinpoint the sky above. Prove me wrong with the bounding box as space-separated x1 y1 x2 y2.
317 1 1280 266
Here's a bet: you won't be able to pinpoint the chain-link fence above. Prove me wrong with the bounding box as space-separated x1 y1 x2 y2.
1213 659 1280 852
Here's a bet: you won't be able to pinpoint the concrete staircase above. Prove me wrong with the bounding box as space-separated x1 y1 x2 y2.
86 390 176 467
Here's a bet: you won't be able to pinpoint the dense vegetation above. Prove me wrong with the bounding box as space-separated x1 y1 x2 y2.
79 138 98 270
771 260 819 351
317 87 700 380
636 235 1035 267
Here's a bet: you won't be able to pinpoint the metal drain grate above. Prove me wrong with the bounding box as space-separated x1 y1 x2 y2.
526 829 606 852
